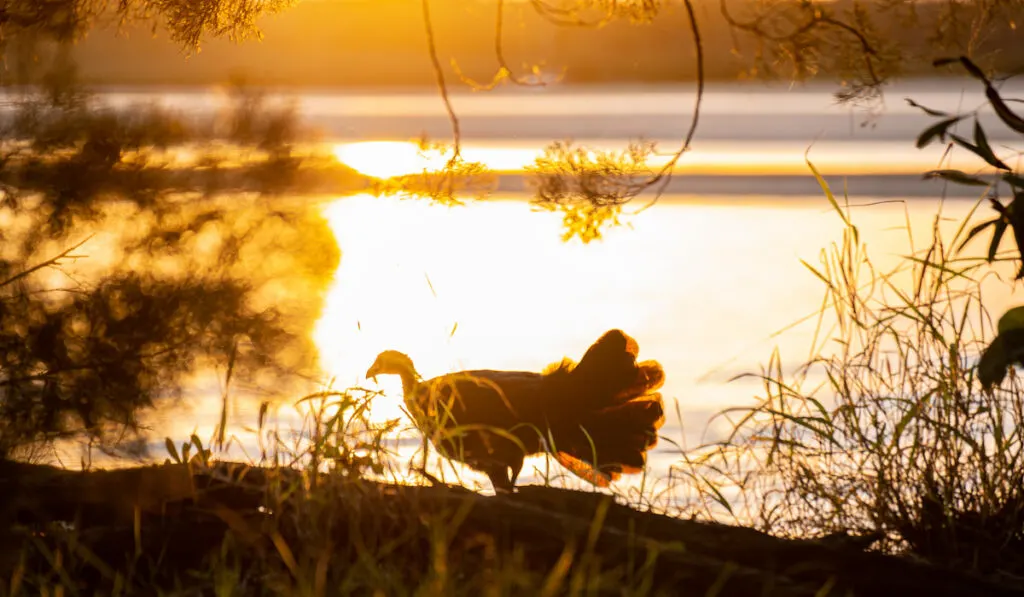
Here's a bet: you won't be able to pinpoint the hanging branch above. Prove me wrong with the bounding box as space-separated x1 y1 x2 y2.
526 0 705 221
0 235 93 289
450 0 562 92
634 0 705 210
414 0 706 235
420 0 462 165
449 0 564 90
528 0 634 28
717 0 881 96
494 0 551 87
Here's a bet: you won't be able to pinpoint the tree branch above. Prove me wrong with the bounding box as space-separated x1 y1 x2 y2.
633 0 705 210
420 0 462 165
0 235 93 289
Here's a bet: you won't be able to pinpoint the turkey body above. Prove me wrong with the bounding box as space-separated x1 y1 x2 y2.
365 329 666 492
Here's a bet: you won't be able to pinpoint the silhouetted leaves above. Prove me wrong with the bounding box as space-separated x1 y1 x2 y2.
958 195 1024 278
953 92 1024 386
924 169 990 187
1 274 276 451
978 307 1024 390
921 60 1024 278
906 98 952 118
949 129 1010 171
971 120 1007 169
915 116 964 148
988 195 1024 278
940 56 1024 135
0 0 294 48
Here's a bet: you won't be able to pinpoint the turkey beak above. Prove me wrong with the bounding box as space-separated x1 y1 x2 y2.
365 365 379 383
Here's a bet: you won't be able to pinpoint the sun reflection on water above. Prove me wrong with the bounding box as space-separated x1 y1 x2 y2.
308 190 1008 493
311 191 666 488
331 139 991 180
311 191 655 426
332 141 536 178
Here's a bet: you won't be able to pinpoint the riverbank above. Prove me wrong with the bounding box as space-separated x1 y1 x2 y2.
2 459 1021 596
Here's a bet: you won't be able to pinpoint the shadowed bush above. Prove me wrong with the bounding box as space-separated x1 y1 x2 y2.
685 165 1024 577
3 390 1020 597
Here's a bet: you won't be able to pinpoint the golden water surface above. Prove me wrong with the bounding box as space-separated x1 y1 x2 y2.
82 136 1014 497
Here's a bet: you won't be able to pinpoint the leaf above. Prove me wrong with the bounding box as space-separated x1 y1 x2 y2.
1005 193 1024 279
950 133 1010 171
915 116 963 148
1004 172 1024 189
988 220 1008 263
165 437 181 463
923 169 990 186
946 55 1024 134
957 218 996 252
951 56 988 82
905 98 950 118
979 329 1024 389
270 531 300 579
702 481 735 516
979 334 1008 389
890 400 924 450
972 120 1011 170
998 306 1024 334
257 401 268 430
805 155 857 242
989 86 1024 135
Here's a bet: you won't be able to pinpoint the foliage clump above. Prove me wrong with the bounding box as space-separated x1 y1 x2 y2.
0 0 294 48
686 64 1024 578
527 140 656 242
0 72 346 459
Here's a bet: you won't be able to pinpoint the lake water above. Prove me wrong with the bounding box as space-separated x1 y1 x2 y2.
59 80 1024 497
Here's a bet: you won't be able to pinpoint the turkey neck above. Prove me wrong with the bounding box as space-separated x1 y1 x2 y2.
393 364 420 402
397 365 430 426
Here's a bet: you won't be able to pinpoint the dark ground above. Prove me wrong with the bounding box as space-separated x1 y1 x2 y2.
2 460 1022 596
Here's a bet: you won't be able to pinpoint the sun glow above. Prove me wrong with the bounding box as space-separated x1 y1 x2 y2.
332 139 985 179
310 192 661 426
307 190 997 490
333 141 450 179
332 141 537 179
310 191 660 489
314 194 452 423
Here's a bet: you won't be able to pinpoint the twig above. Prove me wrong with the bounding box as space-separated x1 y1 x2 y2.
495 0 557 87
717 0 881 90
0 235 93 288
420 0 462 166
529 0 616 28
438 0 559 107
216 339 239 452
633 0 705 212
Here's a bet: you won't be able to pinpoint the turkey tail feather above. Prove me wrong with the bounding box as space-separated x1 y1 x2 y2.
550 330 666 486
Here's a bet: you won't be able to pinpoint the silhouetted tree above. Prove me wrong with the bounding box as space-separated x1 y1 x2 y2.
0 7 347 457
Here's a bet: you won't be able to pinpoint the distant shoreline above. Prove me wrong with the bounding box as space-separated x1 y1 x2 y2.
0 73 980 95
488 173 993 199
